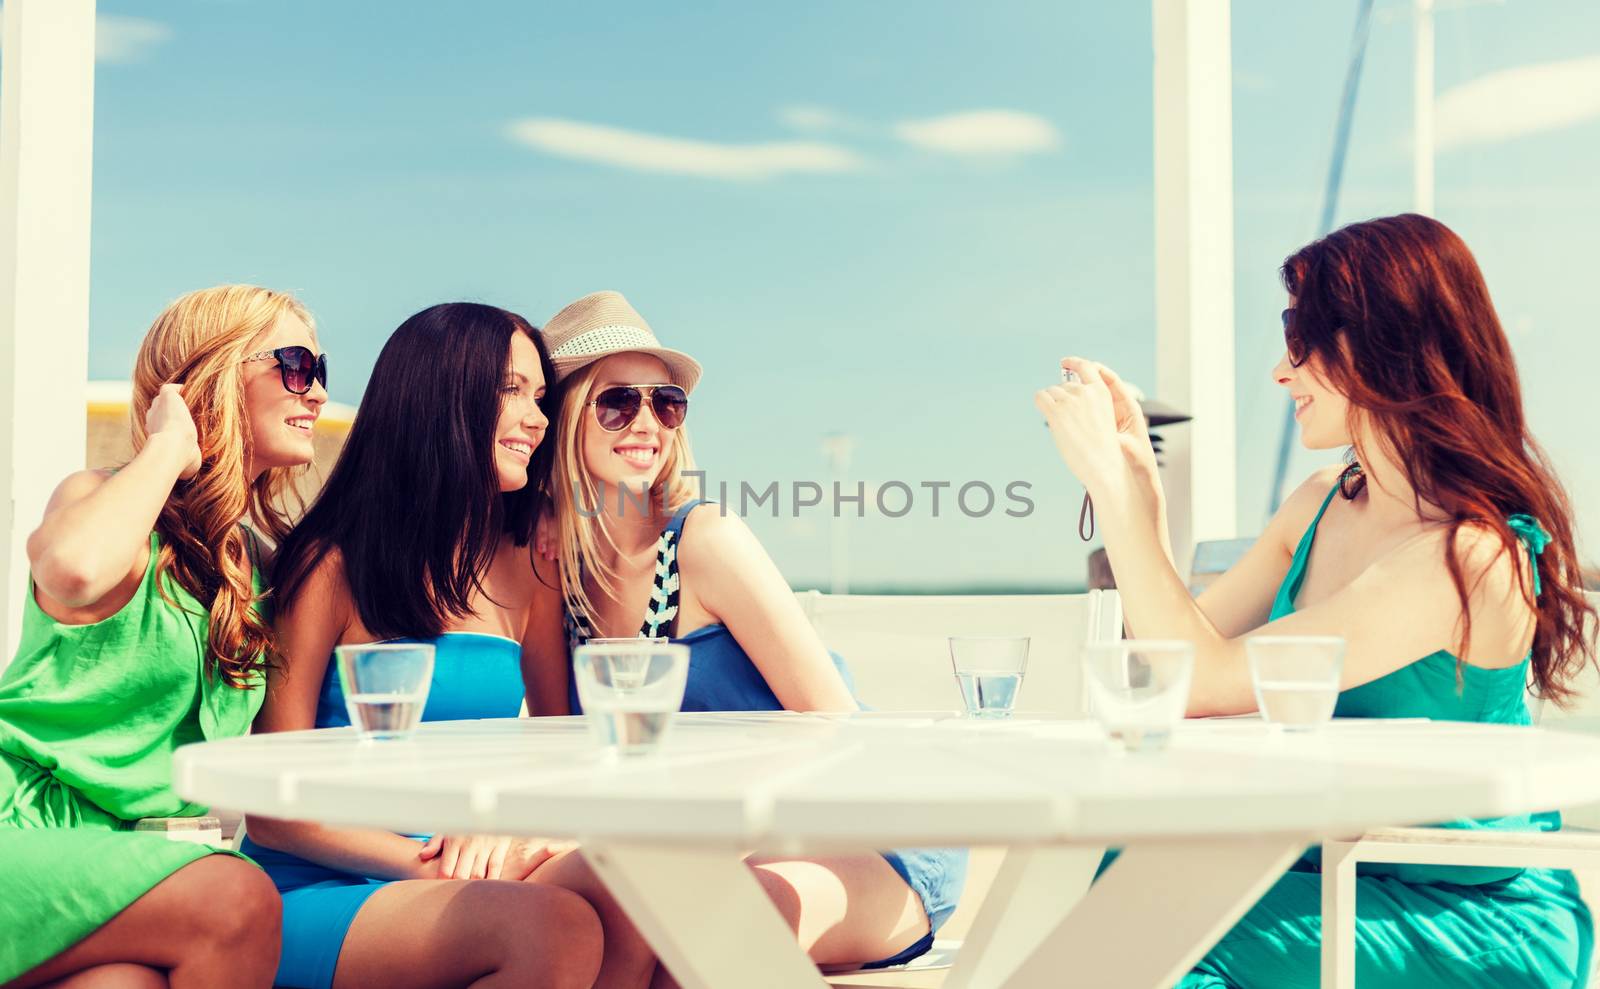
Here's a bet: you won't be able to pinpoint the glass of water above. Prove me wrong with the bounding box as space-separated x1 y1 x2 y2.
1247 636 1345 731
574 642 690 758
335 642 435 741
1083 640 1194 753
949 637 1030 719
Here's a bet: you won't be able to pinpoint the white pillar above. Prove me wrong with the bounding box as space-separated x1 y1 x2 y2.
0 0 96 662
1153 0 1237 575
1412 0 1435 215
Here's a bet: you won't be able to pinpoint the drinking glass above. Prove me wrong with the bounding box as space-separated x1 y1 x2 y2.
1247 636 1345 731
1083 640 1194 753
948 637 1030 719
335 642 435 741
574 642 690 758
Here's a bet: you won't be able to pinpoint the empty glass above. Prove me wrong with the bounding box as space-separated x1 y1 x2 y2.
1247 635 1345 731
584 637 670 691
335 642 435 741
574 642 690 758
949 637 1030 719
1083 640 1194 753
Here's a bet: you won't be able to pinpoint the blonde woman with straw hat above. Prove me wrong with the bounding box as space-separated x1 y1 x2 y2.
0 285 328 988
524 291 967 985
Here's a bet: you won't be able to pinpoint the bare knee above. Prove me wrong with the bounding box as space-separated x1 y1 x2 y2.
476 883 602 989
43 963 167 989
751 867 803 936
185 857 281 953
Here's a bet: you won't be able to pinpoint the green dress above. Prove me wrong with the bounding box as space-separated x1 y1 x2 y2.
0 532 266 982
1179 481 1592 989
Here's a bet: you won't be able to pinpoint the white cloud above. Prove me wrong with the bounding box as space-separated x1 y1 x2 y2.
96 15 172 63
893 109 1062 156
1436 55 1600 151
504 117 863 180
777 104 849 133
0 11 171 64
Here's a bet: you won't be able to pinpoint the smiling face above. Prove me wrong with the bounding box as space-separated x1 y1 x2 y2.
493 331 550 492
1273 300 1354 450
580 352 677 496
242 312 326 475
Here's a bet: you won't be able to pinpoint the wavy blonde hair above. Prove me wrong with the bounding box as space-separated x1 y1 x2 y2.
131 285 314 687
549 363 699 627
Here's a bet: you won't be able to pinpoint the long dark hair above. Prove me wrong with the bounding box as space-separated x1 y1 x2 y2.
1283 213 1594 703
274 302 554 639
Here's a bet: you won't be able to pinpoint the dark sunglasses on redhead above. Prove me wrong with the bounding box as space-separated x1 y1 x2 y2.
241 346 328 395
588 384 689 432
1281 308 1308 367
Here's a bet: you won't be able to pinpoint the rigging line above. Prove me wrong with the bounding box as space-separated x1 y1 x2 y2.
1268 0 1378 518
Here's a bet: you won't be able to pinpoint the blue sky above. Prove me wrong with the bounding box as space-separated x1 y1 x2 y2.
34 0 1600 588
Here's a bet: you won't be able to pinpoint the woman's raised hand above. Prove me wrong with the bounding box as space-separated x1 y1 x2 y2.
144 383 203 480
1036 358 1138 496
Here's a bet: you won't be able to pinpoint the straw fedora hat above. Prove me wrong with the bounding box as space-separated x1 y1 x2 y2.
540 291 702 393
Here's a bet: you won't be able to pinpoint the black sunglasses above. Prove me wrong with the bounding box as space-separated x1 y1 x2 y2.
588 384 689 432
242 346 328 395
1281 308 1308 368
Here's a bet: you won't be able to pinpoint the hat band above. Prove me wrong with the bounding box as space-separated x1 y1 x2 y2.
549 324 660 359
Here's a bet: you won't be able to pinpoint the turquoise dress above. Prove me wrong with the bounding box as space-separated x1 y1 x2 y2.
565 500 968 969
237 632 524 989
1180 481 1591 989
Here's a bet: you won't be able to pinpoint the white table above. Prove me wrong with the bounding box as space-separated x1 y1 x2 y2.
175 713 1600 989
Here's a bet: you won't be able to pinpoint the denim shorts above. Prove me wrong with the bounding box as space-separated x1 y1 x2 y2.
862 846 969 968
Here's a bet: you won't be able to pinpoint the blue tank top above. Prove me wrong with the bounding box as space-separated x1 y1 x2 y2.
1278 478 1560 881
315 632 524 726
565 500 855 713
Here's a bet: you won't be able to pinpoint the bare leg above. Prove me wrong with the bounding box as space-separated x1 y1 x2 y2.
527 849 658 989
330 878 602 989
6 856 279 989
555 849 927 989
38 965 166 989
745 854 927 968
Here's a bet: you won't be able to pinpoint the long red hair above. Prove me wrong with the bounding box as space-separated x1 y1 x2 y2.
1283 213 1593 704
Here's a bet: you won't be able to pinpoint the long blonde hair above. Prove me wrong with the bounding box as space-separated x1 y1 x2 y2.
549 363 699 626
131 285 314 687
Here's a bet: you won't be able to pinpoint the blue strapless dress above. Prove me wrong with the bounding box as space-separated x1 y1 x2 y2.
238 632 523 989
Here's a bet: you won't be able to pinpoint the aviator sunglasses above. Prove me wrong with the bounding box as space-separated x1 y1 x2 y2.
1281 308 1308 368
241 346 328 395
588 384 689 432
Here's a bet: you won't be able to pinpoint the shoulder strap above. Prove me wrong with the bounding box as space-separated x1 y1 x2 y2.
638 500 707 638
1273 479 1344 615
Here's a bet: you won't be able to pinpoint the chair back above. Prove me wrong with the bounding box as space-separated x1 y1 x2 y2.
796 590 1123 715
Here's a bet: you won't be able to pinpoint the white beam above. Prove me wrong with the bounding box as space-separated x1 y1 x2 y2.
1413 0 1435 215
1153 0 1237 574
0 0 96 662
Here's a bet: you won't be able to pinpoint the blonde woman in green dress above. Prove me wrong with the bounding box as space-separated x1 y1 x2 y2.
0 286 328 988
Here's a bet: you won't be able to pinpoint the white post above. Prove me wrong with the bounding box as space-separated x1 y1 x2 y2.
821 434 852 595
1413 0 1435 215
0 0 96 663
1153 0 1237 574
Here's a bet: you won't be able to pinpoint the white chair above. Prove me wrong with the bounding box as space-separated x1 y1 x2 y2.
799 590 1123 986
796 589 1123 715
1321 592 1600 988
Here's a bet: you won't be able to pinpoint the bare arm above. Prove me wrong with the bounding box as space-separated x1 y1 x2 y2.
245 556 437 880
29 384 200 611
1041 360 1530 716
522 555 572 716
684 507 857 712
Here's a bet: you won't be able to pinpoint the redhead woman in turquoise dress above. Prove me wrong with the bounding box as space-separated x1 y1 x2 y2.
1038 213 1594 988
0 286 327 987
